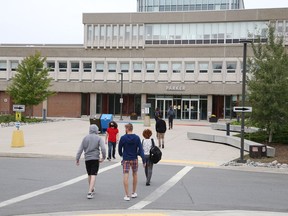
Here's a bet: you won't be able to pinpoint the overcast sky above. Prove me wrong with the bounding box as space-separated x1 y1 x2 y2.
0 0 287 44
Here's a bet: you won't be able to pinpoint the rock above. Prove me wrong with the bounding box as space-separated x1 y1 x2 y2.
271 160 278 166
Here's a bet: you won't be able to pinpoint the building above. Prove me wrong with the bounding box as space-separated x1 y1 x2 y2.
137 0 245 12
0 5 288 120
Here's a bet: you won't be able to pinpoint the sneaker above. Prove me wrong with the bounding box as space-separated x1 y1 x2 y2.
146 183 150 186
87 193 94 199
113 156 116 159
131 193 137 198
124 196 130 201
162 145 164 149
107 157 111 161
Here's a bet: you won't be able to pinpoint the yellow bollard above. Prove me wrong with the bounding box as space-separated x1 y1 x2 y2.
11 129 25 148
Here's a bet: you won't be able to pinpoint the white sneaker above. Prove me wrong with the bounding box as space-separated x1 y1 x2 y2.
131 193 137 198
87 193 94 199
124 195 130 201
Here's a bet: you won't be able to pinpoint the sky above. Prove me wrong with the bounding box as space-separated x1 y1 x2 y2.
0 0 288 44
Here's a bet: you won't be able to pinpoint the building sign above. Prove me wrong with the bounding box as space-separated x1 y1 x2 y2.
166 85 186 91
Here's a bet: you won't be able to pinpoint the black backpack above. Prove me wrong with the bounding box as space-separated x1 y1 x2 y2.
149 139 162 164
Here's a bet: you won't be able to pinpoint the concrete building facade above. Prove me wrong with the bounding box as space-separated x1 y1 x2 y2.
0 7 288 119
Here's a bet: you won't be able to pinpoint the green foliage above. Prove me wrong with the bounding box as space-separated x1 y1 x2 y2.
0 115 42 123
248 26 288 142
6 52 54 114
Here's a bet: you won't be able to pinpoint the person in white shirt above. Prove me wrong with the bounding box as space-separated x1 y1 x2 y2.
142 129 155 186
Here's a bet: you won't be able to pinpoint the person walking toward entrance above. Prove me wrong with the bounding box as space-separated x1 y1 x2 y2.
76 124 106 199
167 105 175 130
142 129 155 186
155 114 167 148
154 107 160 122
118 123 146 201
105 121 119 161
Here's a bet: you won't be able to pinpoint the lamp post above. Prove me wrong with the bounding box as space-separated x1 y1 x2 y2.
238 39 252 163
119 72 123 120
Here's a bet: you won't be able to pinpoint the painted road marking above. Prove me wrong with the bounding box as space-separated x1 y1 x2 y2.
161 159 216 167
0 162 121 208
129 166 193 210
83 214 167 216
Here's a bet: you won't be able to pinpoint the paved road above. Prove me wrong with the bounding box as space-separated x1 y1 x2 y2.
1 157 288 216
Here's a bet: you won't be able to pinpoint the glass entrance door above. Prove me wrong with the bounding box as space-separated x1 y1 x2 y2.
182 99 199 120
156 99 173 119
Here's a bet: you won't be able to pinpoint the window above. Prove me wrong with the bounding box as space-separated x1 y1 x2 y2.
0 61 7 71
227 62 237 73
146 63 155 73
71 62 80 72
83 62 92 72
185 63 195 73
108 63 116 72
212 62 222 73
96 63 104 72
47 61 55 72
59 62 67 72
11 61 19 71
133 63 142 73
120 63 129 73
172 62 181 73
159 63 168 73
199 62 208 73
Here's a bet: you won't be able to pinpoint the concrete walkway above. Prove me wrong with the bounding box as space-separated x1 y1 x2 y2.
0 117 240 167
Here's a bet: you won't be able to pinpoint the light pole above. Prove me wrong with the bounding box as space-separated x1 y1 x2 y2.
238 39 252 163
119 72 123 120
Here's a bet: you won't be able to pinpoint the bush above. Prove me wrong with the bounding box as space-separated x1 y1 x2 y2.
0 115 42 123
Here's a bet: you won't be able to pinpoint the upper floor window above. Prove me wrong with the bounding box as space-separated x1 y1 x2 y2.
159 63 168 73
11 61 19 71
120 63 129 73
227 62 237 73
0 61 7 71
212 62 222 73
108 63 116 72
96 63 104 72
47 61 55 72
199 62 209 73
185 62 195 73
133 63 142 73
71 62 80 72
59 62 67 72
146 63 155 73
172 62 181 73
83 62 92 72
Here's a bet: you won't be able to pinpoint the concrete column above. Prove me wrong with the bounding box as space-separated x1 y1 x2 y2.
90 93 97 117
141 94 147 119
207 95 213 120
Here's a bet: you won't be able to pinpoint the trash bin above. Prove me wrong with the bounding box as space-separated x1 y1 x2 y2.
249 145 267 158
100 114 113 133
90 115 102 133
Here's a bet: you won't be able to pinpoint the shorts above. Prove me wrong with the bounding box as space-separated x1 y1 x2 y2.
157 132 165 139
122 159 138 174
85 160 99 175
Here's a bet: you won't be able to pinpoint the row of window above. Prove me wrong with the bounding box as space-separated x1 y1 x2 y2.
137 0 243 12
0 60 240 74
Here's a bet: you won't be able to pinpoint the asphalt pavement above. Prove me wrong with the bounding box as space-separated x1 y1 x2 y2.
0 117 288 216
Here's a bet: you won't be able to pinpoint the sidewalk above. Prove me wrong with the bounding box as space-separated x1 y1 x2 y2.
0 117 240 167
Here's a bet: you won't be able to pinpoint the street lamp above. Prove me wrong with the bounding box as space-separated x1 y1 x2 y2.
238 39 252 163
118 72 123 120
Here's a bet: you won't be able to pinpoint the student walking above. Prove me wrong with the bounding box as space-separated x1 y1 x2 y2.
118 123 146 201
154 107 160 122
142 129 155 186
76 124 106 199
167 105 175 130
155 114 167 149
105 121 119 161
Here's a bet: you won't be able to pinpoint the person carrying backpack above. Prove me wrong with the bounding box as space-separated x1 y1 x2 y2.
167 105 175 130
155 114 167 148
142 129 155 186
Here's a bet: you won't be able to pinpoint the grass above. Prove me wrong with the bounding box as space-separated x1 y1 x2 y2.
0 114 42 123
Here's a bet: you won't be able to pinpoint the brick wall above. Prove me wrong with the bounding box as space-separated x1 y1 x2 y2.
47 92 81 118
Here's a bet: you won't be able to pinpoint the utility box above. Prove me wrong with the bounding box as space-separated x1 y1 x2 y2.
100 114 113 133
249 145 267 158
90 115 102 133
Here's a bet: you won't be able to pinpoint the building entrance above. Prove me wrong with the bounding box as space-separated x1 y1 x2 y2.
182 99 199 120
156 98 173 119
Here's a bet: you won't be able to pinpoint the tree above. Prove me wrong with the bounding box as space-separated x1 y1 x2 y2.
7 52 54 117
248 26 288 143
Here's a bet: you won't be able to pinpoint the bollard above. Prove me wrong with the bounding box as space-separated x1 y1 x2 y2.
226 122 230 136
11 122 25 147
42 108 47 121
